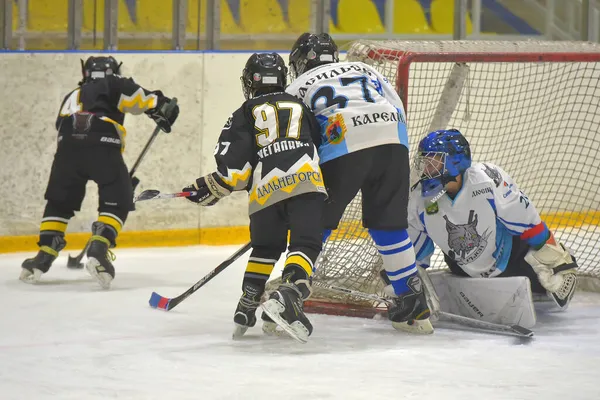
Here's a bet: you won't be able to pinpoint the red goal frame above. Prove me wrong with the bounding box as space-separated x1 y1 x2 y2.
378 50 600 114
303 47 600 319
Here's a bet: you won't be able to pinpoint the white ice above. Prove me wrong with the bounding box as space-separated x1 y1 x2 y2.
1 246 599 400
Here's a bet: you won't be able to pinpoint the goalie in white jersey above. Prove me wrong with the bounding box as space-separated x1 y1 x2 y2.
286 33 431 334
409 129 578 311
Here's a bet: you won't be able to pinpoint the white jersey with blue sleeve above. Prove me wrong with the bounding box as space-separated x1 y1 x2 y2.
286 61 409 164
407 162 552 278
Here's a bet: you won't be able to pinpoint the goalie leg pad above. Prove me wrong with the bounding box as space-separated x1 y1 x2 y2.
429 271 537 329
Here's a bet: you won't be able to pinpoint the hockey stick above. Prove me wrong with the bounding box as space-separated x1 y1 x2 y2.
66 98 178 269
134 189 198 203
149 242 252 311
319 284 533 338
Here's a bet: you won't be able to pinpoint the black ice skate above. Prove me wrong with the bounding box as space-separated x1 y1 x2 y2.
85 222 116 289
232 282 262 339
20 236 66 283
260 283 313 343
387 275 434 334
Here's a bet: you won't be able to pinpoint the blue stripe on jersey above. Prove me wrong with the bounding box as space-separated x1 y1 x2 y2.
504 226 523 236
525 227 551 248
396 107 409 149
415 237 434 261
487 198 497 214
493 222 513 273
497 216 536 229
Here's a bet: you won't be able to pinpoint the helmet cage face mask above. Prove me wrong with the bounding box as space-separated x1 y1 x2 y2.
414 152 448 201
415 129 472 203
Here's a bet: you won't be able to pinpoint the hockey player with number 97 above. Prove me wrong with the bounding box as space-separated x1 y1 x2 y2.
182 53 326 343
407 129 578 322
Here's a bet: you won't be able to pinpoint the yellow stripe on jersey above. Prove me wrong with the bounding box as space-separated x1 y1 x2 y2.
219 163 253 191
245 261 275 276
40 220 68 233
117 88 158 114
285 254 313 278
248 161 324 206
100 116 128 152
98 215 123 234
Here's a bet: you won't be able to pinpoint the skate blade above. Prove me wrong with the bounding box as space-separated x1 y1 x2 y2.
19 268 42 284
85 258 113 290
232 324 249 340
392 318 434 335
260 299 309 344
262 321 287 337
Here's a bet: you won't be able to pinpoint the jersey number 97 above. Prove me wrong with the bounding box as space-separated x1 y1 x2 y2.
252 101 304 147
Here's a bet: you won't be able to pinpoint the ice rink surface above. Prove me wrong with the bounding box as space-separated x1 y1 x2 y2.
1 245 599 400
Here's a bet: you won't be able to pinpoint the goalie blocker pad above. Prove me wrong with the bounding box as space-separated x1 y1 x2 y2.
428 271 537 329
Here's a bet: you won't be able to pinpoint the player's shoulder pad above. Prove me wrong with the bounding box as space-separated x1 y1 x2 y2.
470 162 520 203
468 162 506 188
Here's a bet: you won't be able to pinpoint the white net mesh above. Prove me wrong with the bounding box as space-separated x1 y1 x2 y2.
270 40 600 311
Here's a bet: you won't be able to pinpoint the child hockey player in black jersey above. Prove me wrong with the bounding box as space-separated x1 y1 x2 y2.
20 56 179 289
183 53 326 343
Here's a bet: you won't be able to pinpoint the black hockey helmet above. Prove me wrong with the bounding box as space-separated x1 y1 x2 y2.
240 52 287 100
289 32 339 79
79 56 122 85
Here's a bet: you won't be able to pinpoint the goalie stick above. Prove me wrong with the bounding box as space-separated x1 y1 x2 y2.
149 242 252 311
134 189 198 203
319 284 534 338
67 98 179 269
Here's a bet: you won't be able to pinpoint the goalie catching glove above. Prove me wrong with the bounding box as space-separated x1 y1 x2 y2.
525 239 578 309
183 172 232 206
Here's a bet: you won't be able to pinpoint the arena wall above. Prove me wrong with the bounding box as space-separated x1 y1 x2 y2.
0 52 256 252
1 52 598 253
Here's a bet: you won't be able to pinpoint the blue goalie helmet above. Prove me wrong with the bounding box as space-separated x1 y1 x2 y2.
415 129 472 200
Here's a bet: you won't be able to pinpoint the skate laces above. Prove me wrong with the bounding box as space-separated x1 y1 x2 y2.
90 235 116 261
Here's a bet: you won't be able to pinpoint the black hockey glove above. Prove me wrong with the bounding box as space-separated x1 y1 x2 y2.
183 172 232 207
146 96 179 133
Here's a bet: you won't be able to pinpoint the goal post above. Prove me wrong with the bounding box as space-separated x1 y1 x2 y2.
269 40 600 317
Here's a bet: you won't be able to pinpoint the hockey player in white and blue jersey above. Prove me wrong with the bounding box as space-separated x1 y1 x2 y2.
409 129 578 310
286 33 431 334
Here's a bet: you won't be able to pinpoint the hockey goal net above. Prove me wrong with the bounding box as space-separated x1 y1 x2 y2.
269 40 600 317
